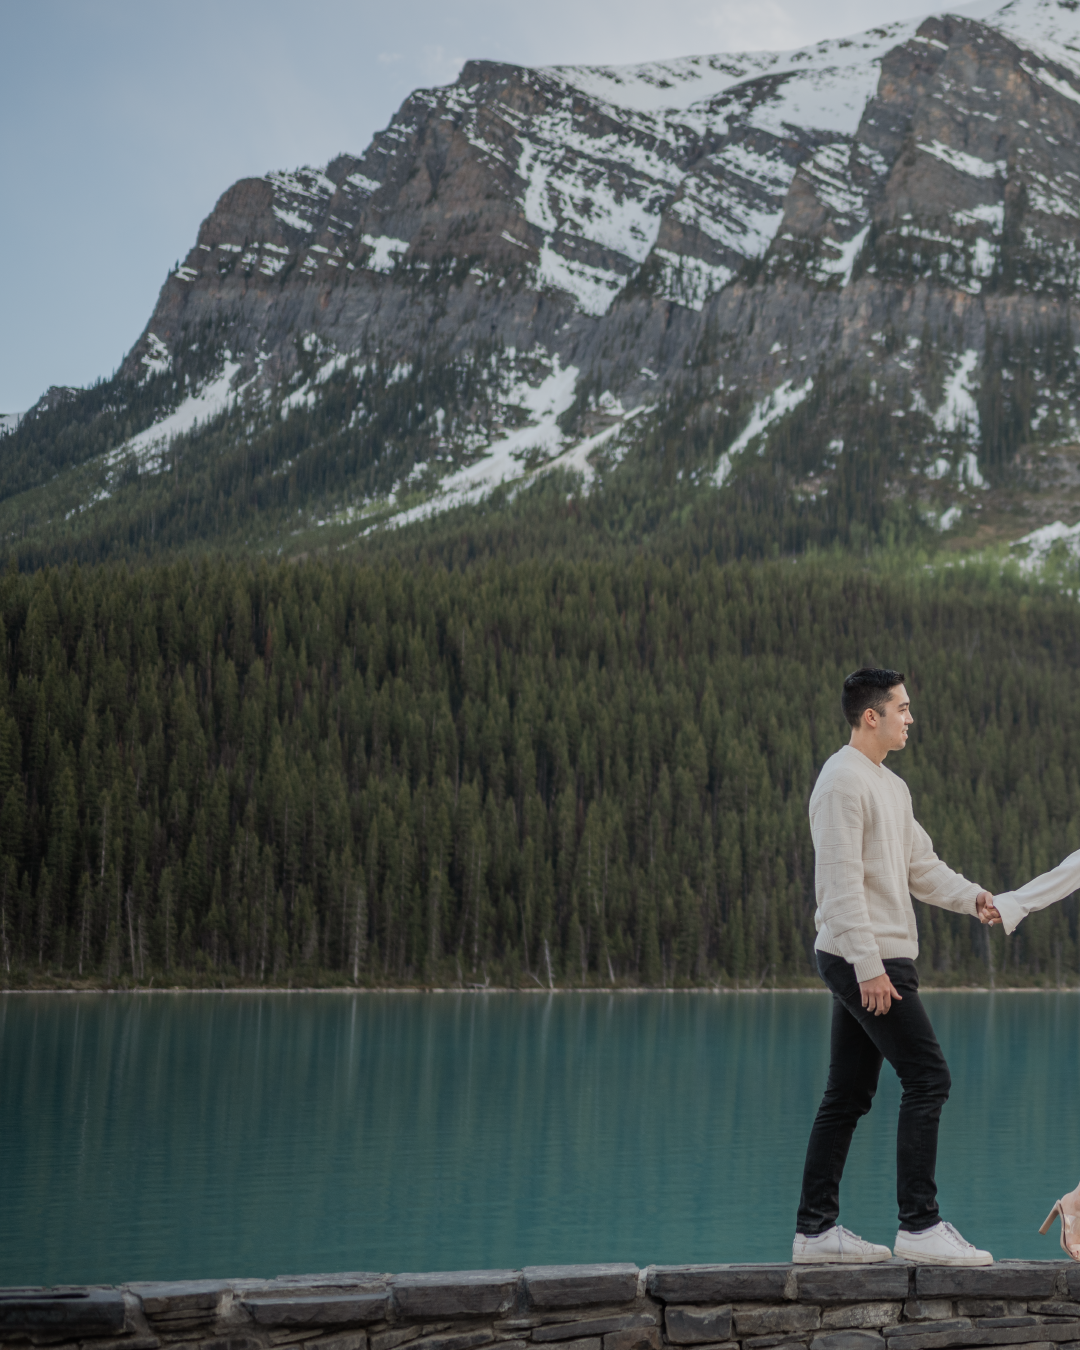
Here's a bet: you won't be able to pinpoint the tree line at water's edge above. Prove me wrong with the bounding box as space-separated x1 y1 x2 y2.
0 552 1078 990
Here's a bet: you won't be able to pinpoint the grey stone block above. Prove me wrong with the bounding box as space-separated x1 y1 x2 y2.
525 1267 638 1310
271 1278 387 1293
665 1306 733 1344
884 1322 972 1341
647 1267 793 1304
371 1329 421 1350
192 1335 265 1350
903 1305 955 1324
534 1315 658 1342
0 1290 127 1338
289 1335 367 1350
974 1322 1043 1330
812 1333 885 1350
603 1327 661 1350
821 1306 903 1331
916 1268 1061 1301
87 1332 159 1350
743 1337 812 1350
129 1282 232 1318
798 1271 910 1303
535 1339 600 1350
885 1335 972 1350
1066 1272 1080 1302
1033 1309 1080 1321
886 1324 1079 1350
735 1306 821 1338
392 1272 520 1319
242 1296 389 1327
959 1306 1029 1320
405 1333 494 1350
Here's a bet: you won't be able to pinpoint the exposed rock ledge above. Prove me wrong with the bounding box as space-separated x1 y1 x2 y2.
4 1261 1080 1350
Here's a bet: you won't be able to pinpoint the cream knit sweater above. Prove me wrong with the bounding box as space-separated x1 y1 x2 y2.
810 744 983 981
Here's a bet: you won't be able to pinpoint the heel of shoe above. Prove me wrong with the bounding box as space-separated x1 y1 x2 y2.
1040 1203 1062 1236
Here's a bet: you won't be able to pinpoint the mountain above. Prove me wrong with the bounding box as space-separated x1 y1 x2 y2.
6 0 1080 565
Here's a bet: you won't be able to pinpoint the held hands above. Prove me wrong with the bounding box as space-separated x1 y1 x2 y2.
976 891 1001 926
859 972 902 1016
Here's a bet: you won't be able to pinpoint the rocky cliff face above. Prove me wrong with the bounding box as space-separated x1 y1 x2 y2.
11 0 1080 554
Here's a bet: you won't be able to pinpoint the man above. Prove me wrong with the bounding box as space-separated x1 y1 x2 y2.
793 668 1000 1266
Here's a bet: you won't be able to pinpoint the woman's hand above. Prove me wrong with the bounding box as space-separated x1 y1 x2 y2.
976 891 1001 926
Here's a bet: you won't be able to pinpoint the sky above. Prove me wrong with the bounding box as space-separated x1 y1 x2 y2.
0 0 943 414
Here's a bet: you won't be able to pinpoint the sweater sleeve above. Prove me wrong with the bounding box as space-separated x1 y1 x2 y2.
813 787 886 982
994 848 1080 935
907 818 981 915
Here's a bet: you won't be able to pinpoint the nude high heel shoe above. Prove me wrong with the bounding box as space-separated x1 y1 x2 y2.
1040 1181 1080 1260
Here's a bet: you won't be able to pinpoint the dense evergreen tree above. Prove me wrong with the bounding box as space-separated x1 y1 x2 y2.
0 553 1076 988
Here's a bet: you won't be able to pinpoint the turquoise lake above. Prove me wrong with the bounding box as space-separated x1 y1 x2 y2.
1 990 1076 1286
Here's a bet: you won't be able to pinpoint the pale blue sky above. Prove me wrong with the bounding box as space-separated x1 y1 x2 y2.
1 0 935 412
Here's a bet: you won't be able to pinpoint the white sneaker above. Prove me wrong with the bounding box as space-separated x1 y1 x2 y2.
792 1224 892 1263
893 1220 993 1266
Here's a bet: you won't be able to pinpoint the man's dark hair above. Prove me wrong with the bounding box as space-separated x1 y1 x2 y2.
841 667 906 729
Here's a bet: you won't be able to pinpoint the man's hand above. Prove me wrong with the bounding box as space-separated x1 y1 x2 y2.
976 891 1001 926
859 972 902 1016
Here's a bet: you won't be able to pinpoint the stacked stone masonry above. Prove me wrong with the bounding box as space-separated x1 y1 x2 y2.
5 1263 1080 1350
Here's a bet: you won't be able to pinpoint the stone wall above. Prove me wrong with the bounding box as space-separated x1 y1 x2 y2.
4 1262 1080 1350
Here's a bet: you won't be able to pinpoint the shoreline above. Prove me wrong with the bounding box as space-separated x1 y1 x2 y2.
3 982 1079 995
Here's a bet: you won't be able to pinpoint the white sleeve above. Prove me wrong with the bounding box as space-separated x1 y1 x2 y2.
995 848 1080 934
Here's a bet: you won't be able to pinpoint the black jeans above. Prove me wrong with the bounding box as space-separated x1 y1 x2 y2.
796 952 951 1235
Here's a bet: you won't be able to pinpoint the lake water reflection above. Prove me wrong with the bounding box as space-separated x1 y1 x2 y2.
1 990 1077 1285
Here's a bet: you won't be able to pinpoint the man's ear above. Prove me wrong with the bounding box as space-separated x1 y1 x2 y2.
862 706 878 730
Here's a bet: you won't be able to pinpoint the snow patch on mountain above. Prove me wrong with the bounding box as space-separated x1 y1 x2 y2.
1013 518 1080 569
952 203 1005 229
653 251 733 309
818 225 870 286
977 0 1080 80
362 234 410 273
934 349 981 436
547 21 921 130
714 379 814 486
108 359 243 474
679 144 794 257
373 361 649 529
919 139 1005 179
544 0 1080 123
960 450 987 487
273 207 313 232
386 358 579 527
281 349 365 414
536 245 627 315
516 127 675 262
140 334 171 381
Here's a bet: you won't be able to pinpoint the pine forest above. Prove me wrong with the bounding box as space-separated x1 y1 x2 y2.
1 551 1078 990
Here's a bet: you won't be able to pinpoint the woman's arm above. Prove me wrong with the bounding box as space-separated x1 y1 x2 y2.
994 848 1080 934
